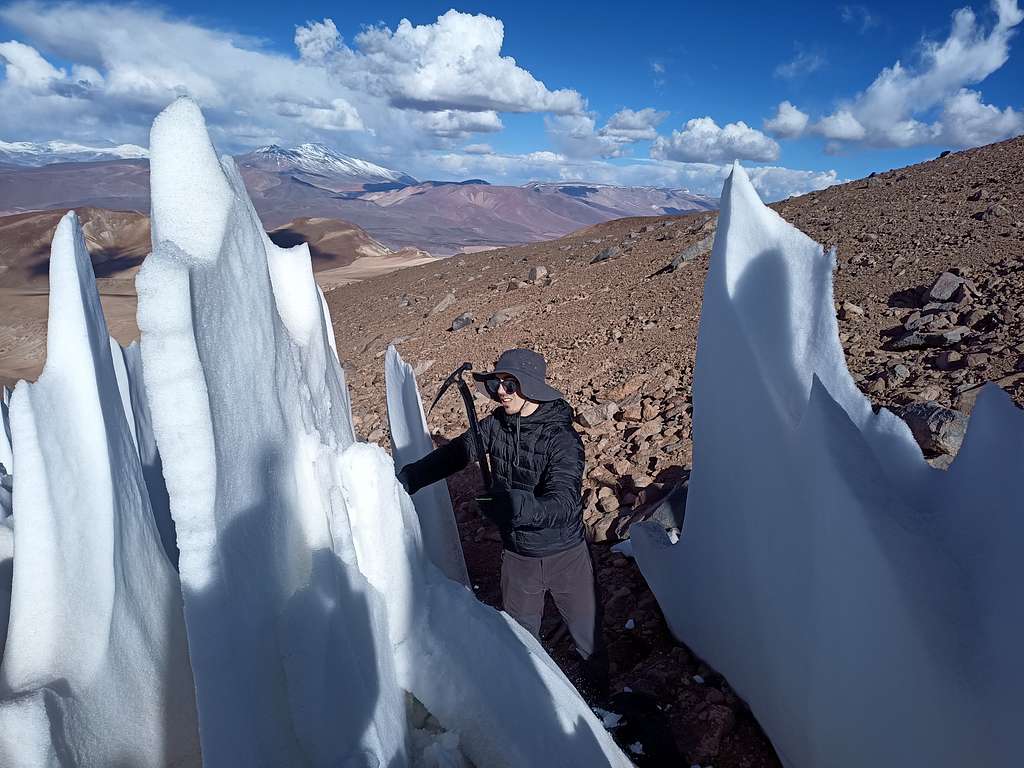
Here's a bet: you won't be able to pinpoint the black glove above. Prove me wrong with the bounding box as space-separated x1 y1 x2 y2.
396 465 413 495
476 488 514 526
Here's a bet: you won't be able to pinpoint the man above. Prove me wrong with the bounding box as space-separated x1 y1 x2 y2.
397 348 608 696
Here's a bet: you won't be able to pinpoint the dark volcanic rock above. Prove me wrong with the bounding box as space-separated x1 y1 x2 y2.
664 235 714 273
890 326 971 350
927 271 965 302
897 401 969 456
450 312 474 332
591 246 620 264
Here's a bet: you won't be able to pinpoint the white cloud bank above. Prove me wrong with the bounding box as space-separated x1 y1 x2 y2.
424 149 837 201
0 2 839 195
651 117 780 163
767 0 1024 149
0 3 579 152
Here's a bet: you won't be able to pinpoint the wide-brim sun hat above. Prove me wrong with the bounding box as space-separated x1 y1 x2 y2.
472 348 563 402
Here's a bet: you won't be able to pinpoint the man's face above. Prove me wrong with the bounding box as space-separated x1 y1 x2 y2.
494 374 529 415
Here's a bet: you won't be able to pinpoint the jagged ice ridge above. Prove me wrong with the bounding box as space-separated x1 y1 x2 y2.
0 97 631 768
631 162 1024 767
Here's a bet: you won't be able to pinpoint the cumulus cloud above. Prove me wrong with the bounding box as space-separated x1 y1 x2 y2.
601 108 669 141
743 165 840 200
651 117 780 163
764 101 810 139
938 87 1024 144
815 109 867 140
0 40 63 91
296 10 584 115
786 0 1024 149
410 109 502 139
462 143 494 154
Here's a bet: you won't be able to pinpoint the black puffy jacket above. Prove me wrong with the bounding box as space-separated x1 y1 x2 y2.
400 399 586 557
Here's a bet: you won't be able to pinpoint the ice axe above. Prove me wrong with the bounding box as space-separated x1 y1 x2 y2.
429 362 492 489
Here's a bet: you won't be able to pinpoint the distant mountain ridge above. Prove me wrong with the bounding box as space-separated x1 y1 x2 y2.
0 140 149 166
0 141 717 254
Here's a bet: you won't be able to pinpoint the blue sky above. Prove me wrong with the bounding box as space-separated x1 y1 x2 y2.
0 0 1021 199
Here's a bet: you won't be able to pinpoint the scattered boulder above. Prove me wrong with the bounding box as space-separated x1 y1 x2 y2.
840 301 865 320
485 312 510 329
483 305 527 329
576 401 619 428
886 363 911 386
528 265 549 283
656 235 714 275
618 480 688 540
897 401 968 456
890 326 971 350
591 246 620 264
450 312 474 332
927 272 964 302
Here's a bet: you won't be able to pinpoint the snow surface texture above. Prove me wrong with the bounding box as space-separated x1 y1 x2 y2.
138 97 402 767
385 345 470 586
0 211 199 767
631 163 1024 767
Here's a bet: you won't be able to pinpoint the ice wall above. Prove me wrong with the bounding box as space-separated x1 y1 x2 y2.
137 97 406 767
340 444 635 768
631 163 1024 767
385 345 469 586
0 212 199 767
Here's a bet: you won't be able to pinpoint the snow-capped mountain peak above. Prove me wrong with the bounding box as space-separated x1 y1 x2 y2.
248 143 417 185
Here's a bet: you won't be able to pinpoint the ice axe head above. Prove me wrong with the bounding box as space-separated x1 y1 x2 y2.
429 362 473 413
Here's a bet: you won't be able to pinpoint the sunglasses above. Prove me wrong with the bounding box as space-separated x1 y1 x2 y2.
484 376 520 398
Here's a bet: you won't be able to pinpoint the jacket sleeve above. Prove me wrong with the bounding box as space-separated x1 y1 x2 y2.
399 415 492 495
509 427 584 528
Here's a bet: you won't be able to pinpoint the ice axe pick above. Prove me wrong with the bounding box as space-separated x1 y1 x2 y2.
429 362 492 489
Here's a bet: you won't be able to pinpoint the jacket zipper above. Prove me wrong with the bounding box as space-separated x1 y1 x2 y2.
515 412 521 468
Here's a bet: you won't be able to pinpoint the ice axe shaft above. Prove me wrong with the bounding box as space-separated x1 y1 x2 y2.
430 362 492 489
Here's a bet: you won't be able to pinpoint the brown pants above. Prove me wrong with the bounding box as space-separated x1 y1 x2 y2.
500 541 600 659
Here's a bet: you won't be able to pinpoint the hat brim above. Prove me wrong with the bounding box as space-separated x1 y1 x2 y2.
472 369 563 402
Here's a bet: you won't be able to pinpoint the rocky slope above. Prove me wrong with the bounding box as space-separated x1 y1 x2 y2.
324 135 1024 766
